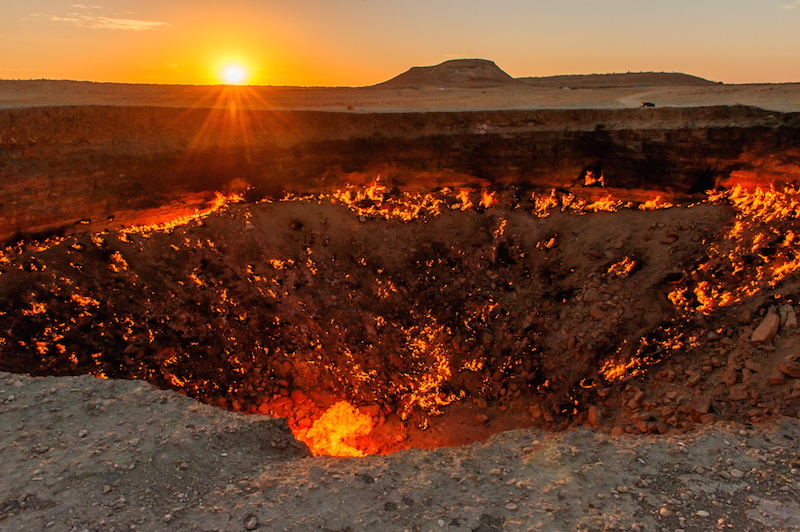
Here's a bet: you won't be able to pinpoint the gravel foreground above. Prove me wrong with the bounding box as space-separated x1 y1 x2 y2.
2 372 800 532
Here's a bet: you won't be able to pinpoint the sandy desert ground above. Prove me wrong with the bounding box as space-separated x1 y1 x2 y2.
3 61 800 531
2 78 800 114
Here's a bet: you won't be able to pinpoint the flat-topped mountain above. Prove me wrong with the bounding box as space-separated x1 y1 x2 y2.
375 58 518 88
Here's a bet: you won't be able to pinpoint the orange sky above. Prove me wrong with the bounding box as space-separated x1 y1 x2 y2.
1 1 799 86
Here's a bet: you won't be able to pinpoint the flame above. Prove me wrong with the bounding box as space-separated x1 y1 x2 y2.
453 189 473 211
399 326 453 415
479 190 496 209
109 251 129 272
330 182 444 221
585 196 625 212
298 401 373 457
118 192 243 237
638 196 674 210
283 185 664 226
600 344 646 383
583 171 605 187
607 257 636 278
533 190 559 218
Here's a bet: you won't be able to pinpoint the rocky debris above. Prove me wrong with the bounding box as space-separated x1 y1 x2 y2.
722 365 738 387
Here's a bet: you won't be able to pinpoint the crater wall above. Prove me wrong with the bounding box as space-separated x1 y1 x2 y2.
1 105 799 241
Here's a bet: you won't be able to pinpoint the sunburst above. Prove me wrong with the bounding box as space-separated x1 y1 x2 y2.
220 64 248 85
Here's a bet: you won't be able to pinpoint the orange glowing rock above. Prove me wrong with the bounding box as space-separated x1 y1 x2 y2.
298 401 373 457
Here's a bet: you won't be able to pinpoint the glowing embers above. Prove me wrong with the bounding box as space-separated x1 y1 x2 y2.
600 325 699 383
21 301 47 316
392 320 464 418
281 183 684 225
668 185 800 315
296 401 373 457
70 293 100 308
529 190 629 218
330 182 445 222
109 251 129 272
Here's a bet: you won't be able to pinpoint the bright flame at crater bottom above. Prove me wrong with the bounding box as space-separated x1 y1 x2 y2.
297 401 373 457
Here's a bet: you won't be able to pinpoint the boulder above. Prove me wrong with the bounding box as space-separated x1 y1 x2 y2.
727 384 750 402
689 394 712 416
744 359 763 373
721 366 738 387
778 354 800 379
587 405 600 428
780 304 798 329
767 369 786 385
751 313 780 344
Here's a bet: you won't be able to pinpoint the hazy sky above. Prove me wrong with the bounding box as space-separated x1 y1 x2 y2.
1 0 799 86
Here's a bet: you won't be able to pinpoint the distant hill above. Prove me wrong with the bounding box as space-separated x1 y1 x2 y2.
375 59 519 88
375 61 719 90
518 72 720 89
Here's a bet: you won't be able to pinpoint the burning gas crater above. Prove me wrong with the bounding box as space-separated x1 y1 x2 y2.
2 184 800 456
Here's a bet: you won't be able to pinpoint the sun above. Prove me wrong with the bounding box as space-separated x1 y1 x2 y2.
221 64 248 85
